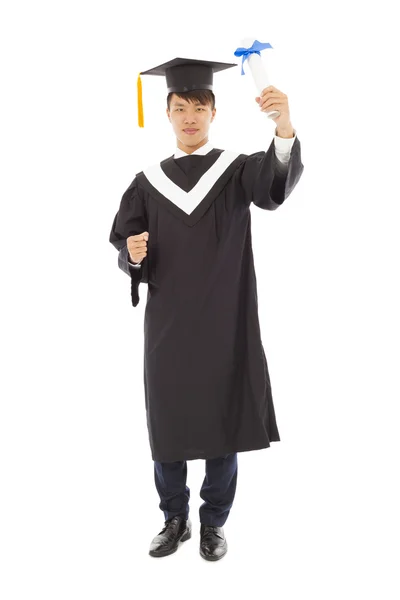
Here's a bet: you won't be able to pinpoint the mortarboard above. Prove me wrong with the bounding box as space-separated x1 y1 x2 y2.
137 57 238 127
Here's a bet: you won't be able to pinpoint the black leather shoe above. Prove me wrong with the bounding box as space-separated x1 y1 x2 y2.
199 524 228 561
149 516 192 557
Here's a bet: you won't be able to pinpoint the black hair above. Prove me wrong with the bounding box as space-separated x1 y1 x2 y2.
167 89 215 111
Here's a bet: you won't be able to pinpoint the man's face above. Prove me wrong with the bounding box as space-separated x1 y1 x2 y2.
166 93 216 147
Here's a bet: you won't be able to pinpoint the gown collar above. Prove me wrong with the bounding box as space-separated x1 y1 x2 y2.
174 140 214 159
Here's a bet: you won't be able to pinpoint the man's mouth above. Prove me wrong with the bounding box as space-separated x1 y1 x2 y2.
183 129 199 134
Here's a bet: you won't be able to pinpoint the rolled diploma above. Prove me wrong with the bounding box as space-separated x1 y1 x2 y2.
240 37 280 119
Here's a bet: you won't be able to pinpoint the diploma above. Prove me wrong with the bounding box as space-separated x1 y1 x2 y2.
235 38 280 120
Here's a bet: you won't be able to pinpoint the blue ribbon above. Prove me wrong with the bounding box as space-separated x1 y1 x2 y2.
234 40 273 75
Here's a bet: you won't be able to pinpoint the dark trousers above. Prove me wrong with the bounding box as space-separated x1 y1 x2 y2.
153 453 238 527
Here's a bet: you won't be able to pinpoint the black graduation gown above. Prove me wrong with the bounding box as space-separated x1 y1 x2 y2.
109 136 304 462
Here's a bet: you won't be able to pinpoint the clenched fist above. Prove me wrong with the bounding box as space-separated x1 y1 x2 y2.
127 231 149 264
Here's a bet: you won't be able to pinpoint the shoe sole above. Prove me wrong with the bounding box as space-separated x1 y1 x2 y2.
199 544 228 561
149 527 192 558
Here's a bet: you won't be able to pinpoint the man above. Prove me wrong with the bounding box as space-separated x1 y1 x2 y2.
109 57 304 561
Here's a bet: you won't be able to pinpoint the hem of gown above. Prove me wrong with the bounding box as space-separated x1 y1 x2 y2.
150 439 280 463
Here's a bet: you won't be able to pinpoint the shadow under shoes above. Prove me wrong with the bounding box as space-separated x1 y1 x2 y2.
199 524 228 561
149 515 192 557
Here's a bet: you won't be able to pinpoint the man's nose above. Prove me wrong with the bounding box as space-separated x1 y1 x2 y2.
184 112 197 123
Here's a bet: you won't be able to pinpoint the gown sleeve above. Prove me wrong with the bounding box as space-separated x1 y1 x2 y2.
109 177 149 307
237 136 304 210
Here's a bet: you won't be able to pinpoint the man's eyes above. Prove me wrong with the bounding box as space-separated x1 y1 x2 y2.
175 108 205 111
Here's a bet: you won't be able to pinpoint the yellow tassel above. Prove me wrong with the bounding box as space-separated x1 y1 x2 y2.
137 73 144 128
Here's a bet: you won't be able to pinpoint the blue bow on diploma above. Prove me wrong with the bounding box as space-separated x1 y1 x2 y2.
234 40 273 75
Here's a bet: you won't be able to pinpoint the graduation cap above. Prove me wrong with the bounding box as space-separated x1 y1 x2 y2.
137 57 238 127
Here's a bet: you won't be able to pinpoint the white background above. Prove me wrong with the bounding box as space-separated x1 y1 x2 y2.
1 0 399 598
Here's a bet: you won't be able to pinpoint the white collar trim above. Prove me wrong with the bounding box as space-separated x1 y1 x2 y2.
174 140 214 159
143 149 240 215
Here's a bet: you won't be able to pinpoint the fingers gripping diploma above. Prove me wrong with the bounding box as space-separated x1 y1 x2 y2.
127 231 149 264
254 85 292 130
